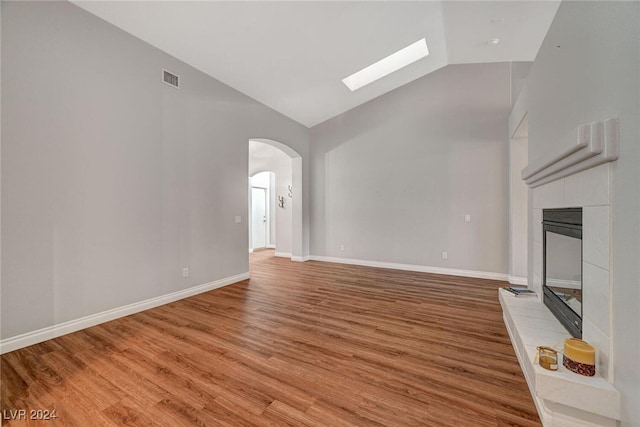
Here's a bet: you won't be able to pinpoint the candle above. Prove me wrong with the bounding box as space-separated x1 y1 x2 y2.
537 346 558 371
563 338 596 376
564 338 595 364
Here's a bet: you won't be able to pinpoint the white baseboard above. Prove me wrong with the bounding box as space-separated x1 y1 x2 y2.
508 275 528 286
249 248 254 254
0 272 250 355
267 244 276 249
274 252 292 258
309 255 508 281
291 255 311 262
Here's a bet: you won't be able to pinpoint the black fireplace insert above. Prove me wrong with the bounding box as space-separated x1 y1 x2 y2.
542 208 583 338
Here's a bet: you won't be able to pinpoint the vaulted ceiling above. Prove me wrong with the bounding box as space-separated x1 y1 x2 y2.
73 1 560 128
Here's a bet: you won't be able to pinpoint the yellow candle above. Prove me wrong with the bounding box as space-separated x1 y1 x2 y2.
564 338 595 365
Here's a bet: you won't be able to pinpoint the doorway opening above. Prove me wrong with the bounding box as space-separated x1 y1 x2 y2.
250 172 272 251
248 139 303 261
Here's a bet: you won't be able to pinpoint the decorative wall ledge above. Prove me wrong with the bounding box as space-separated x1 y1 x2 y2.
500 289 620 426
522 118 618 188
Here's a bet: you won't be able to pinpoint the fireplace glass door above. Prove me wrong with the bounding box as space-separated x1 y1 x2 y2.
542 208 583 338
545 231 582 315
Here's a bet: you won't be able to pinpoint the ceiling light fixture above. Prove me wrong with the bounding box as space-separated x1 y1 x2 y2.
342 38 429 92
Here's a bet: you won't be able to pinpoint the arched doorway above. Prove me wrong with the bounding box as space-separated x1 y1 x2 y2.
248 139 303 261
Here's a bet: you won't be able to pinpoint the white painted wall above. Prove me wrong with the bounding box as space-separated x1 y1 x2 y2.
509 136 528 283
310 63 511 276
251 171 271 189
1 1 309 342
524 2 640 425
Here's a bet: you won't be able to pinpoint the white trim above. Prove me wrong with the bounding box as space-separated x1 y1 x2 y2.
508 276 528 286
0 272 249 355
309 256 508 281
249 248 254 254
274 252 292 258
267 244 276 249
291 255 311 262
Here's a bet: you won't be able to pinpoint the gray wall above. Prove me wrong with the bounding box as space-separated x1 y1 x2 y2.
509 137 528 282
510 62 533 107
1 1 309 339
310 63 511 274
525 2 640 425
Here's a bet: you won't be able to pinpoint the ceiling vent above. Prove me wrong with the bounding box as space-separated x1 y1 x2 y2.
162 69 180 89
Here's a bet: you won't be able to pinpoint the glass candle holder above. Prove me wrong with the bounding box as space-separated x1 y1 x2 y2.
537 346 558 371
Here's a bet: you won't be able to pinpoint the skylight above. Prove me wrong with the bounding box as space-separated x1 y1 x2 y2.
342 38 429 92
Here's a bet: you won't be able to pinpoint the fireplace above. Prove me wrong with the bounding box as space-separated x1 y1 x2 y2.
500 118 620 424
542 208 582 338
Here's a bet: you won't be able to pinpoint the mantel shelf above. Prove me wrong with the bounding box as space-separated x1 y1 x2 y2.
521 118 618 188
499 289 620 426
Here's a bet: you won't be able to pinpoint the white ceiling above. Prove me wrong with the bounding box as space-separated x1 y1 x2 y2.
73 1 560 128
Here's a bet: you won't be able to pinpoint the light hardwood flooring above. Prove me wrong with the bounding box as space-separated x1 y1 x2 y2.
1 250 540 426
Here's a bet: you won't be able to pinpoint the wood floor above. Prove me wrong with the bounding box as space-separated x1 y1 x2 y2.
1 250 540 426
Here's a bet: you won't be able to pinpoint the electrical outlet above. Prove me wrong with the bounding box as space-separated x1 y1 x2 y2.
442 252 448 260
340 245 345 251
465 214 471 223
182 268 189 277
235 216 242 224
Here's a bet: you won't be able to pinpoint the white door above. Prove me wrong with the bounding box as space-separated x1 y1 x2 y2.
251 187 267 249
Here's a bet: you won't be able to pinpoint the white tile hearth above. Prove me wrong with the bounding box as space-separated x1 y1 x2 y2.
500 289 620 426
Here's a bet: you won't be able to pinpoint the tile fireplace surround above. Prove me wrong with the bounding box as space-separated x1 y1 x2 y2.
501 119 621 426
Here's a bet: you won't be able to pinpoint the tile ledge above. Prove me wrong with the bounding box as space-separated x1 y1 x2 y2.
499 289 621 425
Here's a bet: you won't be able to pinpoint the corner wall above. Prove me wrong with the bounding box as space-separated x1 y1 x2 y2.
1 1 309 344
310 63 511 277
